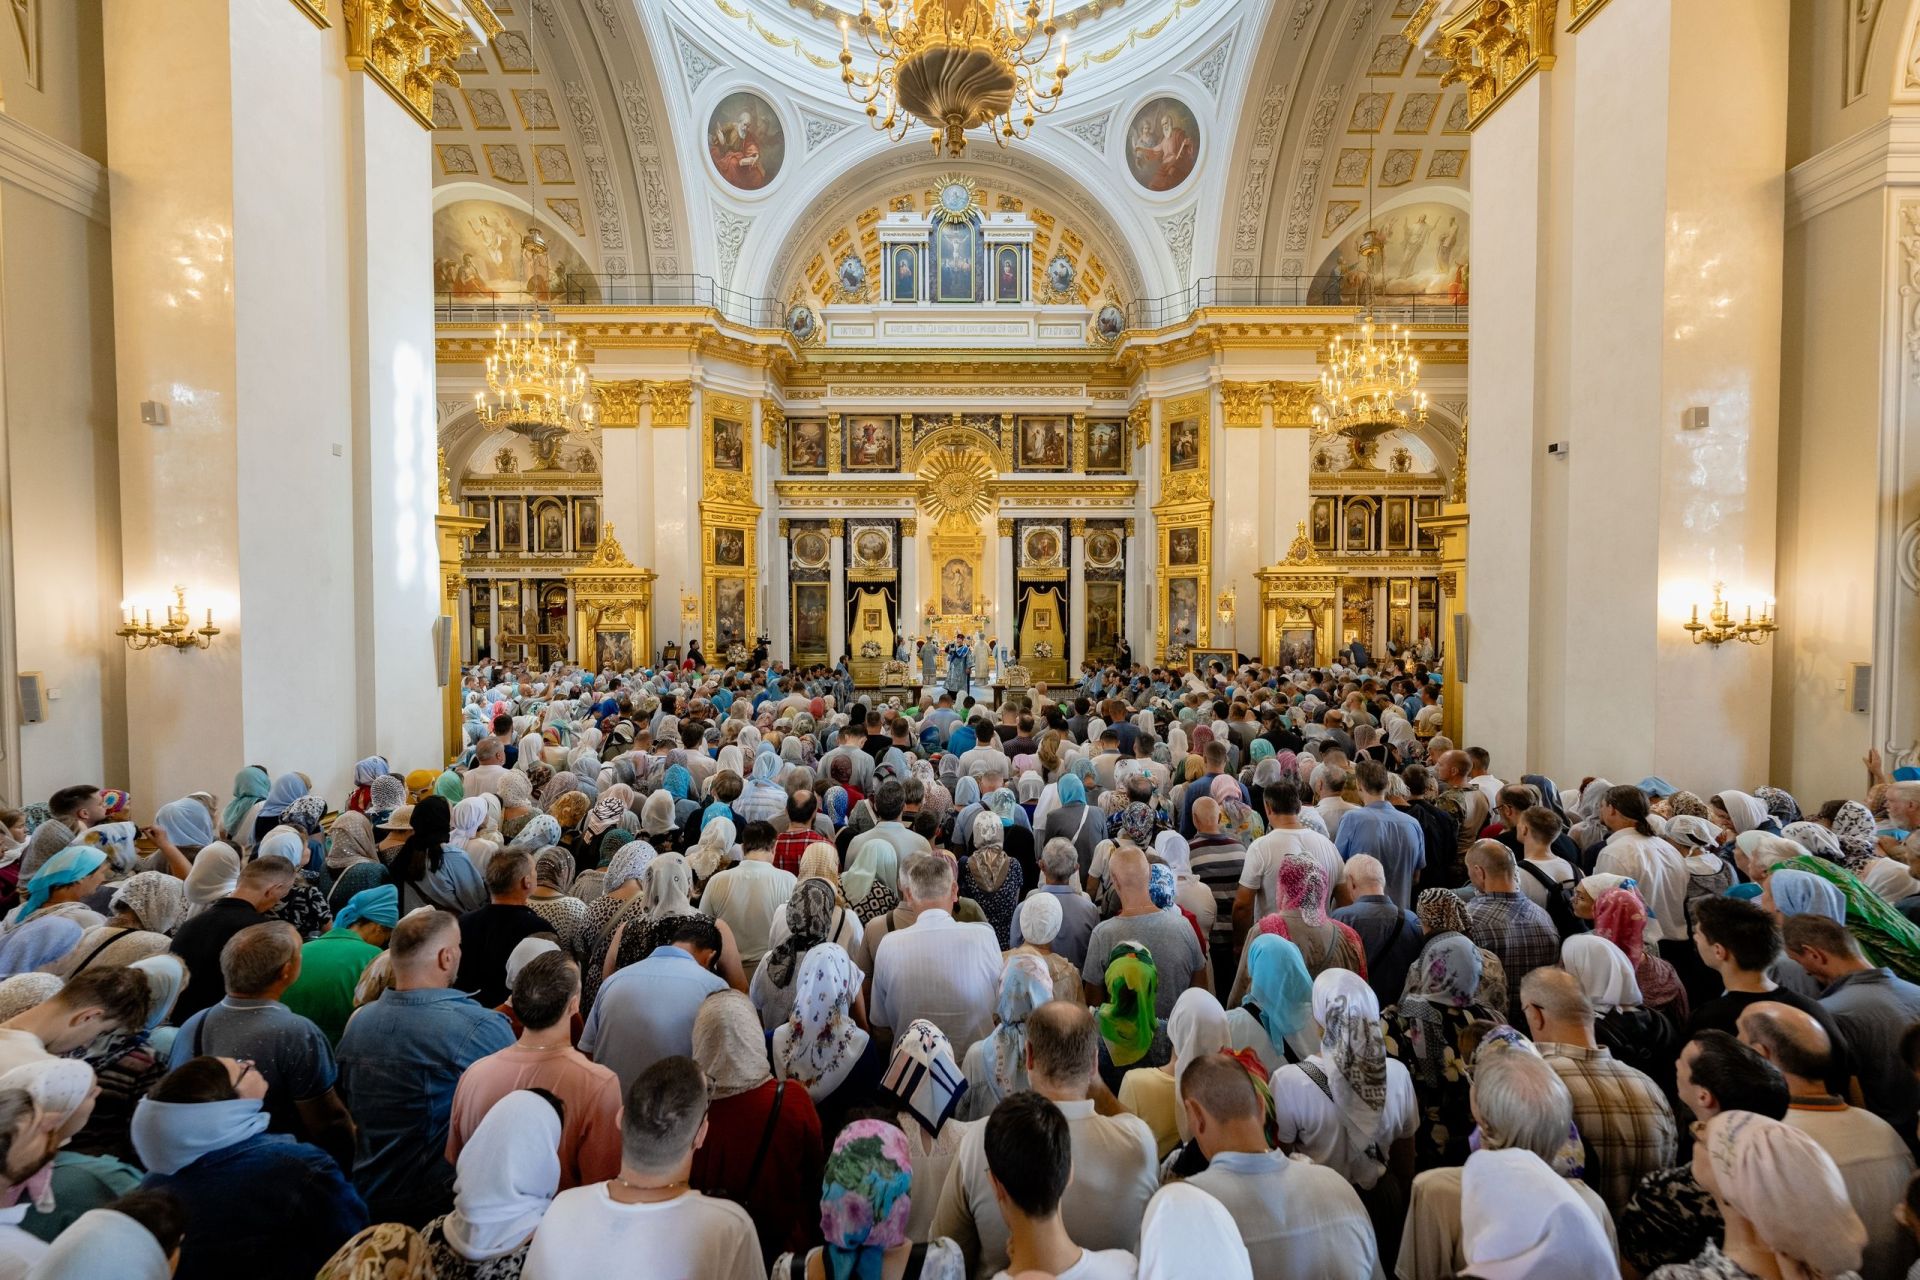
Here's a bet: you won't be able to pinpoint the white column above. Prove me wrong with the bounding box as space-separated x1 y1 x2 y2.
828 525 847 662
771 521 791 665
996 519 1016 675
900 521 918 643
1068 522 1087 670
1123 523 1141 663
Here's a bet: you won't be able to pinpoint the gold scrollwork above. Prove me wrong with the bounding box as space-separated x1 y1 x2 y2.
1069 518 1087 538
759 398 786 450
827 519 846 537
1567 0 1612 31
901 518 918 537
342 0 470 129
997 519 1015 538
1435 0 1556 131
1070 413 1088 473
826 415 844 475
1268 381 1318 428
1127 400 1152 455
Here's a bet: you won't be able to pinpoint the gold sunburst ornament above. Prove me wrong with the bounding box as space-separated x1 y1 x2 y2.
917 445 997 530
840 0 1072 156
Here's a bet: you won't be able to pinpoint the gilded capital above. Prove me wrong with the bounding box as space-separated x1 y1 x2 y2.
342 0 480 130
593 380 646 428
997 518 1015 538
1435 0 1555 130
1220 381 1266 428
1124 519 1136 537
1069 519 1087 538
828 520 846 538
646 380 693 429
759 397 786 447
901 518 918 537
1268 381 1318 429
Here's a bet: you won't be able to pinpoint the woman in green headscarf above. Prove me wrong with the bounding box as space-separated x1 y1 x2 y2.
1096 941 1164 1078
1772 853 1920 983
433 770 464 807
221 767 269 846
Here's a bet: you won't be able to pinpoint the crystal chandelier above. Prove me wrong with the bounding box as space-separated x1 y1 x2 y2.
473 315 594 434
1311 311 1429 443
840 0 1071 157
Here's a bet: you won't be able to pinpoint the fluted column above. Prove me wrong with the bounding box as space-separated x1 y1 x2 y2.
900 519 918 648
828 521 847 663
996 518 1016 679
1068 520 1087 672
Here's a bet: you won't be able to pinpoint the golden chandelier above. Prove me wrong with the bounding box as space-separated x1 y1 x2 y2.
1312 312 1429 443
840 0 1071 157
473 315 594 435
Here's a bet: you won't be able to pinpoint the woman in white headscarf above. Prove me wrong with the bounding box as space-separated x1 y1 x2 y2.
24 1206 173 1280
1272 968 1416 1192
687 816 736 887
421 1090 561 1278
770 944 877 1133
181 843 242 917
1006 890 1080 1003
1137 1183 1255 1280
1459 1148 1617 1280
1713 790 1776 839
957 954 1054 1123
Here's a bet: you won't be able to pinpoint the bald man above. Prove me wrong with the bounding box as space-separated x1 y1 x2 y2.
1738 1001 1914 1280
1521 967 1676 1215
1080 846 1206 1022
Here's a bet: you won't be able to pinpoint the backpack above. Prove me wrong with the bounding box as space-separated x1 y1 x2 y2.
1514 857 1585 939
1409 801 1460 893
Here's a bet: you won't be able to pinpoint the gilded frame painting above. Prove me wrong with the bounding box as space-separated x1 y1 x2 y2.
844 416 899 471
786 419 828 474
1015 416 1070 471
1085 419 1127 474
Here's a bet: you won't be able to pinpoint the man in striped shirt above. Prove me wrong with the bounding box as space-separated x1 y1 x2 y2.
1187 795 1246 993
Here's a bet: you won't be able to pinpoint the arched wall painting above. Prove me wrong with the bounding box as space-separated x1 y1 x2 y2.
1125 96 1200 192
707 91 785 191
433 199 599 302
1309 202 1468 303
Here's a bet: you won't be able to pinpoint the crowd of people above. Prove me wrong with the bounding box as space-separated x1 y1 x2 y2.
0 652 1916 1279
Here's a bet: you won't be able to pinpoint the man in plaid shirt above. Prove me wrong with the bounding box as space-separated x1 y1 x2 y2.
771 790 820 876
1523 967 1678 1215
1463 839 1560 1024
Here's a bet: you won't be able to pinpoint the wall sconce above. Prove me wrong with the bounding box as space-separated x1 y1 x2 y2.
1217 585 1238 627
1683 582 1777 647
118 587 221 652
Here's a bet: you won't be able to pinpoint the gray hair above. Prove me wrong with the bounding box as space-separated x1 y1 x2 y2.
1344 854 1386 890
903 852 954 904
1470 1048 1574 1161
622 1056 709 1173
220 920 300 996
1384 773 1411 803
1041 838 1079 882
1310 762 1347 795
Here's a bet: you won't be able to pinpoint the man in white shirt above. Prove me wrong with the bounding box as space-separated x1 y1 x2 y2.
0 967 151 1075
1590 785 1688 946
1312 761 1358 841
1738 1002 1917 1280
1182 1054 1382 1280
1234 780 1346 944
1464 746 1504 811
459 736 512 798
700 821 796 976
871 854 1004 1056
979 1092 1135 1280
933 1003 1157 1280
523 1054 766 1280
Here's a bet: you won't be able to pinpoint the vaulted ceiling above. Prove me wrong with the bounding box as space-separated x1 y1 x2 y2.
430 0 1475 304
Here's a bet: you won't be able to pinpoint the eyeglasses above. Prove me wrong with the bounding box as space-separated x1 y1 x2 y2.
233 1059 255 1088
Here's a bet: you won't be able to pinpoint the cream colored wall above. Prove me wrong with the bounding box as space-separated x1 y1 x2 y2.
3 189 123 799
0 0 124 801
1773 189 1880 801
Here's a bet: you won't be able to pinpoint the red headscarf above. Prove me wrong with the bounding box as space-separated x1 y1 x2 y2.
1593 887 1688 1017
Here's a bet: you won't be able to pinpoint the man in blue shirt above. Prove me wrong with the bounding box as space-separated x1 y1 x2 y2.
1333 760 1427 908
582 915 728 1096
1331 854 1426 1007
336 908 513 1227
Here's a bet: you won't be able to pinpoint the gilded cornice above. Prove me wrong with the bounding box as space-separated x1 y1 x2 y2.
461 472 600 493
1435 0 1556 131
1220 382 1265 428
290 0 330 27
759 398 786 449
342 0 472 130
1566 0 1612 32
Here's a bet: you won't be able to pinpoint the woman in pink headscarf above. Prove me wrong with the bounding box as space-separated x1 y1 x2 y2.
1593 885 1689 1026
1229 854 1366 1003
1212 772 1264 846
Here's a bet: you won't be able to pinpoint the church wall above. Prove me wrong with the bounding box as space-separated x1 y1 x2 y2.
2 187 123 799
0 0 107 163
1774 188 1882 802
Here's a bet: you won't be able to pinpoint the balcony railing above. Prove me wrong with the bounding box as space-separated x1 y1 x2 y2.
1124 276 1468 330
434 273 1466 336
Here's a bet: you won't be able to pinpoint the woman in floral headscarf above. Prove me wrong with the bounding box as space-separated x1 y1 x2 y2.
1383 934 1500 1169
1414 888 1508 1015
957 954 1053 1122
771 944 884 1137
772 1119 967 1280
958 814 1021 949
1823 799 1878 870
1212 771 1264 846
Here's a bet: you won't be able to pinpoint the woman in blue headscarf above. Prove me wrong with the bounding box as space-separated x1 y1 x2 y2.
1040 770 1101 877
221 768 269 848
153 798 216 853
661 765 700 830
252 773 309 845
946 724 977 758
1228 932 1318 1075
7 846 108 932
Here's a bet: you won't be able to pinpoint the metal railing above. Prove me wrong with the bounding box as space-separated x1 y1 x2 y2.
435 273 785 328
434 272 1467 336
1125 276 1467 330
